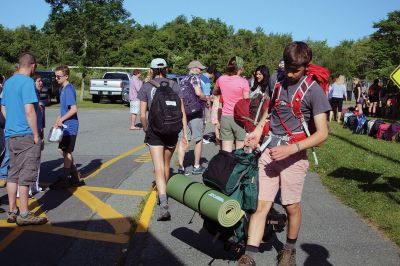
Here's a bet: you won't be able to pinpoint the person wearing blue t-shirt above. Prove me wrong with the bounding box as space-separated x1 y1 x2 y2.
200 65 216 123
1 52 47 225
49 65 81 190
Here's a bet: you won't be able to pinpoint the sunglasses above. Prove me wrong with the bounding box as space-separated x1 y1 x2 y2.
55 75 66 79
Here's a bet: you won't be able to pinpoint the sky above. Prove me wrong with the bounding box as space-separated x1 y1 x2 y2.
0 0 398 47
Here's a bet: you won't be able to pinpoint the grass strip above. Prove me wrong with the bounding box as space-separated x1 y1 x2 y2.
310 122 400 247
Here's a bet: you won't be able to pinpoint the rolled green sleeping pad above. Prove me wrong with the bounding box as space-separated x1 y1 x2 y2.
166 174 244 227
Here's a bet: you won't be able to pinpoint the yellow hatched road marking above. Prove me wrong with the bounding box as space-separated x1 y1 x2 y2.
84 144 147 180
69 187 131 234
0 221 128 245
134 152 152 163
135 190 157 233
84 186 148 197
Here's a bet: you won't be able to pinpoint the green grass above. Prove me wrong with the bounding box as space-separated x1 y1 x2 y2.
310 122 400 247
48 90 128 109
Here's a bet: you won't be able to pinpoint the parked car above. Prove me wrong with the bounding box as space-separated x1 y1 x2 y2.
35 70 60 106
90 72 132 103
167 74 185 85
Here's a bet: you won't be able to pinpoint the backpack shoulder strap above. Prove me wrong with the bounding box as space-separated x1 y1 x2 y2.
269 80 282 114
149 80 160 88
291 76 313 119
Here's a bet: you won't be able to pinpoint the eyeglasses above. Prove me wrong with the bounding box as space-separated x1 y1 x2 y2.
55 75 65 79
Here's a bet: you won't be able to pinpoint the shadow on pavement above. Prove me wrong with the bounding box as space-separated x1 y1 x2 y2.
171 226 240 262
301 243 334 266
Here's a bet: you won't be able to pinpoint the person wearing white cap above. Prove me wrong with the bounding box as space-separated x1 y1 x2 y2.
137 58 188 221
177 60 208 176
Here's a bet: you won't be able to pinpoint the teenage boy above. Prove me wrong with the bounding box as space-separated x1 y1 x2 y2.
177 60 208 175
50 65 81 189
238 42 330 266
1 52 47 225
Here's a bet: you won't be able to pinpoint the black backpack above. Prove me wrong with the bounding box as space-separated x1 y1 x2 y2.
369 119 385 137
148 80 183 136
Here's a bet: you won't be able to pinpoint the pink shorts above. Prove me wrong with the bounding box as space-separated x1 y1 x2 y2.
258 148 309 205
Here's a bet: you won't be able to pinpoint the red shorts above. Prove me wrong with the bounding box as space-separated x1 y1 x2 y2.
258 148 309 205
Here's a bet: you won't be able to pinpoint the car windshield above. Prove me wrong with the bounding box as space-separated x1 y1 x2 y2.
103 73 129 80
36 71 54 79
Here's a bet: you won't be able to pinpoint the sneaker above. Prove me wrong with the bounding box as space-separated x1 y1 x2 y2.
237 254 256 266
157 205 171 221
177 167 190 176
192 165 206 175
202 138 210 144
0 179 6 188
16 212 48 226
7 209 19 223
277 248 296 266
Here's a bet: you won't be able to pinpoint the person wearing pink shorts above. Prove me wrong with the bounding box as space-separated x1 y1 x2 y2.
238 42 331 266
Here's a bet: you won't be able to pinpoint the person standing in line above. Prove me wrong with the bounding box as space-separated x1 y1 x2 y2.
32 74 45 194
328 75 346 122
138 58 188 221
200 65 216 124
129 69 143 130
49 65 81 189
368 79 381 117
238 42 330 266
353 77 364 115
213 56 250 152
177 60 208 175
1 52 47 225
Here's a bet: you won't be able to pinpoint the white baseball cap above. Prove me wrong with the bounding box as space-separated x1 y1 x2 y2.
150 58 167 68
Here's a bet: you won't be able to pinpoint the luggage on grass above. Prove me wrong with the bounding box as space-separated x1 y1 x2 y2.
383 122 400 141
377 123 390 140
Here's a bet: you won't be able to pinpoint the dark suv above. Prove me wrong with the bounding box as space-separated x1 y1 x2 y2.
35 70 60 105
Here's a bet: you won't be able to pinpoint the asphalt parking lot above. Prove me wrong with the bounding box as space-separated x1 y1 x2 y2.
0 108 399 266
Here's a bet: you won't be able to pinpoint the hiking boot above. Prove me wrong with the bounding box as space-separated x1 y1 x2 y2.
7 209 19 223
277 248 296 266
177 167 190 176
157 205 171 221
16 212 48 226
237 254 256 266
49 177 71 190
192 165 206 175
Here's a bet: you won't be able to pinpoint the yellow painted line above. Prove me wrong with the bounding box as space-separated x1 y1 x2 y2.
0 221 128 245
134 152 152 163
135 190 157 233
69 187 131 234
0 227 24 252
84 144 147 180
28 198 48 219
84 186 148 197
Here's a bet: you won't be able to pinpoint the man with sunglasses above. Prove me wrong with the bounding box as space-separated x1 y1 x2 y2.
50 65 81 189
1 52 47 225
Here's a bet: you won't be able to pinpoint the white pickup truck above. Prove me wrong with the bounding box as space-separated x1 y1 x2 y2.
89 72 132 103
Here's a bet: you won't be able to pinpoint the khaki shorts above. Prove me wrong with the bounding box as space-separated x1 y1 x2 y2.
8 135 41 186
220 116 246 141
258 148 309 205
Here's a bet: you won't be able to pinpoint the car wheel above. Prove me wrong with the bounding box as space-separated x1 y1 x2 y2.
92 95 101 103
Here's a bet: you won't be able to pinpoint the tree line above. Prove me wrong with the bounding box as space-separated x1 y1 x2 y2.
0 0 399 82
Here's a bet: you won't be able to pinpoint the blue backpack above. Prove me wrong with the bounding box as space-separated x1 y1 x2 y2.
179 74 204 116
354 114 368 134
